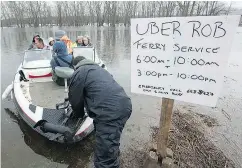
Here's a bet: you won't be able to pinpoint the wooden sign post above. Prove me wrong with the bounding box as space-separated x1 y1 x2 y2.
157 98 174 161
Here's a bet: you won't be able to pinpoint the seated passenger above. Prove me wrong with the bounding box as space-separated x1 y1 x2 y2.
76 36 83 46
48 37 55 50
60 35 73 54
28 34 40 50
71 36 83 48
50 41 73 86
48 37 55 46
35 38 50 49
82 36 92 46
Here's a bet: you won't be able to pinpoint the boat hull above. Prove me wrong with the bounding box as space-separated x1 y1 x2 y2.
3 48 107 143
12 66 94 143
12 87 94 143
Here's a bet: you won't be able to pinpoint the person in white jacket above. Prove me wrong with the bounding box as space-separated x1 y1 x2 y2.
48 37 55 50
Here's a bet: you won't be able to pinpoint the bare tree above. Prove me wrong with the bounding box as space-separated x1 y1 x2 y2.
190 1 196 16
0 1 231 28
56 2 63 26
156 2 164 17
110 1 117 27
87 1 95 25
1 2 11 27
95 2 103 26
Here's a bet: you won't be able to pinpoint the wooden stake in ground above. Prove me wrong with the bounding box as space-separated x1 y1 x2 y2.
157 98 174 161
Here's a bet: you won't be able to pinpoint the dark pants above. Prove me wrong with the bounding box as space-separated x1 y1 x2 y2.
93 109 131 168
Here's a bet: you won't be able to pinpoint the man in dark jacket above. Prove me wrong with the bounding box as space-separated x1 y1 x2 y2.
69 56 132 168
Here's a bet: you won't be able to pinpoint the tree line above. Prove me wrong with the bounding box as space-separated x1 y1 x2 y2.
1 1 234 28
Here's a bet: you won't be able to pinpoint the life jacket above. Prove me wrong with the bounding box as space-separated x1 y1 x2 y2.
60 35 73 54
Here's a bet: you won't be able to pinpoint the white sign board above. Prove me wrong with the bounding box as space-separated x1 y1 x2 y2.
131 15 240 107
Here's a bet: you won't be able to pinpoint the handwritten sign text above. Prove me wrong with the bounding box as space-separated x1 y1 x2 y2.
131 16 240 107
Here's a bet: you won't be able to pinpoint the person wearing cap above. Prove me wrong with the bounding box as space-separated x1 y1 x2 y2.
54 30 66 41
68 56 132 168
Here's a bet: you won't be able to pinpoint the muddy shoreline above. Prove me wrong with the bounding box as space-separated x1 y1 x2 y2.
119 110 235 168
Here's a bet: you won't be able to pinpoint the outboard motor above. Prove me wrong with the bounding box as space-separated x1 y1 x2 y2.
34 120 74 142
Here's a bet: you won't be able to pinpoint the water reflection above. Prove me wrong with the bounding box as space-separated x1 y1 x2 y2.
4 108 95 168
1 26 131 65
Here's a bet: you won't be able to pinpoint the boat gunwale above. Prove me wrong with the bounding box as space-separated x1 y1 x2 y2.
13 71 94 143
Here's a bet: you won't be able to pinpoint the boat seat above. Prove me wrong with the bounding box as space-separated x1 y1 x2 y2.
55 66 74 79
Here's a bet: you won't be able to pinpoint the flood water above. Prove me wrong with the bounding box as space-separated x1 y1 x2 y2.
1 26 242 168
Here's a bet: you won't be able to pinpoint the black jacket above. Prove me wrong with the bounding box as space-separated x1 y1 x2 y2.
68 59 132 122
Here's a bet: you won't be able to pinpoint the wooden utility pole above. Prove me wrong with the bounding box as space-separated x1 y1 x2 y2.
157 98 174 161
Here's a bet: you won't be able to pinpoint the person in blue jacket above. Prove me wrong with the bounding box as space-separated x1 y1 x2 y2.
50 41 73 69
50 31 73 86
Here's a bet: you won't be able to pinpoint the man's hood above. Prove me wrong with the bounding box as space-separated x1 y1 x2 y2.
75 59 97 69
